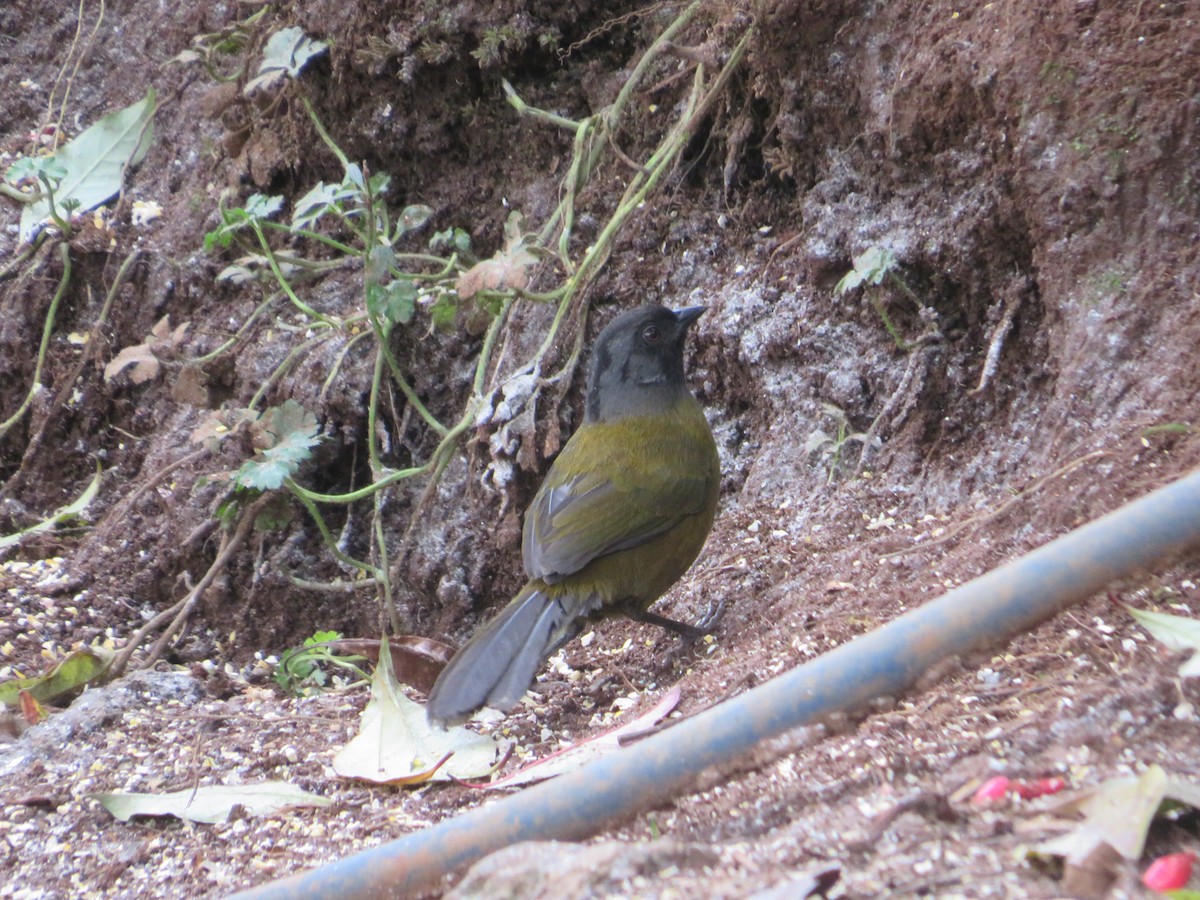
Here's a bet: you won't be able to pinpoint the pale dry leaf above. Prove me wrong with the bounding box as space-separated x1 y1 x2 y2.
332 637 506 784
105 316 192 384
96 781 331 824
150 314 172 341
456 212 537 299
103 342 159 384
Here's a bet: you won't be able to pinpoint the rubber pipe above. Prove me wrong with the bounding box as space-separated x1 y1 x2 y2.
233 467 1200 899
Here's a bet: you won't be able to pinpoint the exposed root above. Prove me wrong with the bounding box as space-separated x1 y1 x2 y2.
109 493 270 677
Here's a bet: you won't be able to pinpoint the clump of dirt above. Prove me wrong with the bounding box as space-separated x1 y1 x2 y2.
2 0 1199 897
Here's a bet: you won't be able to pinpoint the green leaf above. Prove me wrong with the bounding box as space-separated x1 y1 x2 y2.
4 155 68 190
367 171 392 198
19 90 156 242
0 646 114 708
365 244 395 284
292 181 357 230
275 631 364 695
835 246 897 295
1128 606 1200 677
430 293 458 330
233 400 321 491
367 279 417 326
0 465 102 552
343 163 365 190
95 781 331 824
215 497 241 526
203 197 281 251
430 226 472 256
244 193 284 220
307 630 343 645
397 204 433 235
253 492 294 531
244 27 329 95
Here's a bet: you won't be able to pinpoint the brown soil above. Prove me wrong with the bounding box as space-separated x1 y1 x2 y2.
2 0 1200 897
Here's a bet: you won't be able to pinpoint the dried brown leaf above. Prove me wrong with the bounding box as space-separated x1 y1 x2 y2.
103 343 160 384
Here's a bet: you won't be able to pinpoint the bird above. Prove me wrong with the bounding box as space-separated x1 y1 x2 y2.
426 304 721 726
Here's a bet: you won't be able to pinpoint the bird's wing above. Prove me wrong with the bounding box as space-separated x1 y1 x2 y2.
522 420 714 582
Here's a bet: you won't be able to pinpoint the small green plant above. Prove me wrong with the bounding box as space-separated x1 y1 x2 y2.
3 156 74 234
1096 268 1126 294
806 403 872 482
275 631 370 695
1 89 155 242
1142 422 1196 438
167 5 271 82
232 400 323 492
834 246 938 351
136 9 757 665
1083 267 1128 306
471 26 524 67
199 91 505 628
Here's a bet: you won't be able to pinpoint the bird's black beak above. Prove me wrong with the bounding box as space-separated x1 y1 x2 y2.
674 306 706 329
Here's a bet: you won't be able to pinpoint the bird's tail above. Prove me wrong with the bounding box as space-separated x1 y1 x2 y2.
426 583 585 726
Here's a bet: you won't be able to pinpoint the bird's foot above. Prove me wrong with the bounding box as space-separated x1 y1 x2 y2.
630 597 726 648
693 597 727 635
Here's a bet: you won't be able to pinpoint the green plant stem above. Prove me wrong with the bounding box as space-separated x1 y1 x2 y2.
282 14 755 631
473 302 509 395
299 93 352 170
41 177 73 236
363 337 399 630
285 478 384 580
319 327 373 402
256 219 360 257
259 253 348 274
516 288 566 303
368 316 448 436
9 248 140 486
391 253 461 277
555 119 594 264
248 329 334 410
523 22 754 381
501 79 582 131
0 244 71 440
605 0 702 131
250 220 340 325
372 488 397 632
887 270 927 310
535 65 703 370
0 182 38 202
870 294 913 351
361 167 448 443
365 340 387 478
193 291 282 364
288 462 431 505
0 241 40 280
372 301 507 529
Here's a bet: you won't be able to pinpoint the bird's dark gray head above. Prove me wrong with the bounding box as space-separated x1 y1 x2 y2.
586 305 705 422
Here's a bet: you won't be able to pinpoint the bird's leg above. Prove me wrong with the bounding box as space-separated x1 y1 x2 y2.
629 608 703 641
627 602 726 646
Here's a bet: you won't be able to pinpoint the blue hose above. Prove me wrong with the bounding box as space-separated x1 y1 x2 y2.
231 467 1200 899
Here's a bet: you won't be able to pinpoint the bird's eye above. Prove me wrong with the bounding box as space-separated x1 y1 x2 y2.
642 324 662 344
